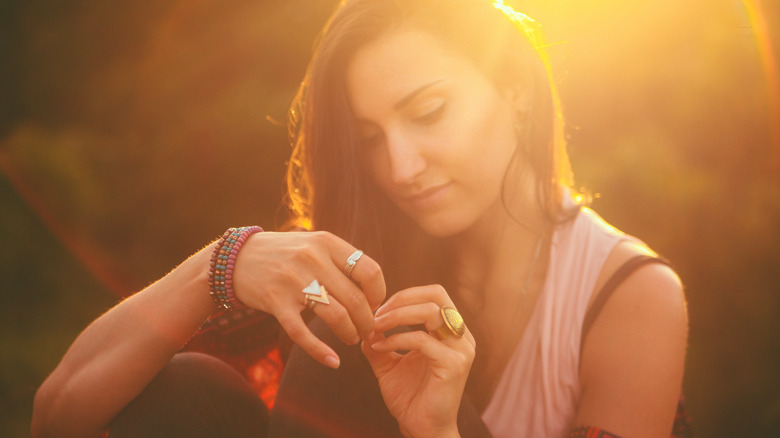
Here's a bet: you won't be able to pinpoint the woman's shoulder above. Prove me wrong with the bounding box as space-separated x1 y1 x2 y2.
554 200 627 247
576 238 688 434
590 234 682 301
552 197 684 317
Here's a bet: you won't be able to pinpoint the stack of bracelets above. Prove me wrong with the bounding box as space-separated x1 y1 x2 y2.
208 226 263 311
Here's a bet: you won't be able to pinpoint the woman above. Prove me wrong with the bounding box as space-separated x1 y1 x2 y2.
32 1 689 437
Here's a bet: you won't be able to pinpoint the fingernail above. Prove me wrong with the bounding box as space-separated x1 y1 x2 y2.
324 355 340 369
370 340 384 350
374 305 386 317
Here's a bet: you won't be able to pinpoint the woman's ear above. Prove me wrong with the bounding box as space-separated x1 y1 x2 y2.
503 83 532 119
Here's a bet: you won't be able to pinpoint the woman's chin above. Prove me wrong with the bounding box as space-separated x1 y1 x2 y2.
411 214 472 239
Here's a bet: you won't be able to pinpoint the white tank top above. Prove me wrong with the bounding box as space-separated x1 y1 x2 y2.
481 206 629 437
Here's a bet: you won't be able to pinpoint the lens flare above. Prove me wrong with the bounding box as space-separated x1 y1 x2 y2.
0 150 128 297
742 0 780 169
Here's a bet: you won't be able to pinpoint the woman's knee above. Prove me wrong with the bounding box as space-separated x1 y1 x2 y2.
110 352 268 438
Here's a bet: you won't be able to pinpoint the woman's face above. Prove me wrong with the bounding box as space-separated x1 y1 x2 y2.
346 28 524 237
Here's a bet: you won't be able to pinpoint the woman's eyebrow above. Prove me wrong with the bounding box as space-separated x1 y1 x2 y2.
393 79 444 111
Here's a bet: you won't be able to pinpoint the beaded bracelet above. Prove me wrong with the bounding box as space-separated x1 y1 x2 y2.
207 226 263 311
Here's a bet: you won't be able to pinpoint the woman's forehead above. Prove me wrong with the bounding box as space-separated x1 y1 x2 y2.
345 29 477 115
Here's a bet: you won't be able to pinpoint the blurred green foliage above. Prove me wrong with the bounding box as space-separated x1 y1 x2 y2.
1 0 778 436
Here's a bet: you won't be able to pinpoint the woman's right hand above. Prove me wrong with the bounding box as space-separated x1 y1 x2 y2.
231 230 386 368
360 285 475 438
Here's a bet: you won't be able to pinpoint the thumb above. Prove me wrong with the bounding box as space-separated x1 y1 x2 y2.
360 331 395 375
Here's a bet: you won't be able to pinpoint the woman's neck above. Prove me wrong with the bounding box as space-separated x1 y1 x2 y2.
446 197 549 308
447 196 553 412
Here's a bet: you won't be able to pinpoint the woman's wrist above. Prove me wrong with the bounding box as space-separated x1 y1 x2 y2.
161 244 223 325
207 226 263 311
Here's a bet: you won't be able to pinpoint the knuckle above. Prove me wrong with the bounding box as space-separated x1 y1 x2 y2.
320 308 355 338
361 262 383 280
455 358 471 374
276 264 298 284
329 304 349 321
448 349 473 372
312 230 335 246
411 330 429 343
462 344 476 361
318 303 347 324
425 301 441 314
292 247 318 266
343 289 365 309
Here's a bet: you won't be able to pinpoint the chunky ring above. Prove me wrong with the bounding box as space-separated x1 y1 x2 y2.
433 306 466 340
304 295 319 310
344 250 364 278
302 279 330 309
303 286 321 309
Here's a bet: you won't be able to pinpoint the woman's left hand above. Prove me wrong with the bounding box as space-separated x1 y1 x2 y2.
361 285 475 438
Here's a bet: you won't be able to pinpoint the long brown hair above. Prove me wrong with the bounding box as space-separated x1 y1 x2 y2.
284 0 574 286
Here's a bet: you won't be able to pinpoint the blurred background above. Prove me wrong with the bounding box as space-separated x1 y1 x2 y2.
1 0 778 436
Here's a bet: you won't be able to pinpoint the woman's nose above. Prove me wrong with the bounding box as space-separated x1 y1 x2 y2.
385 131 426 185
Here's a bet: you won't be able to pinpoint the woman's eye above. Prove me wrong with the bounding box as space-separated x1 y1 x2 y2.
412 102 447 125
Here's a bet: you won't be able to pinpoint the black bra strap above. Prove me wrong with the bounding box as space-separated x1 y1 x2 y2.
579 255 671 361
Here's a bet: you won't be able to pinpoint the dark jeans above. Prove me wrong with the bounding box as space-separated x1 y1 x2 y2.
110 352 269 437
111 317 491 437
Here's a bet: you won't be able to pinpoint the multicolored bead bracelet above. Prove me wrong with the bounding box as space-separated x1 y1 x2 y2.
208 226 263 311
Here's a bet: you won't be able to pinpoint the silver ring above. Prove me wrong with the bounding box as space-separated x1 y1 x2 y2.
344 250 363 278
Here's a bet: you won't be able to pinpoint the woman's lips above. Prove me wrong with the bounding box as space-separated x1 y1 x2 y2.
404 183 451 210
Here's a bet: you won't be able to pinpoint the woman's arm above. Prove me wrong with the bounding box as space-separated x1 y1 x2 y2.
575 242 689 437
32 230 385 438
32 246 215 438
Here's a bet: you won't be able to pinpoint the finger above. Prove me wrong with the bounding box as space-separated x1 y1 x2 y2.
315 233 385 336
374 291 477 349
371 331 475 380
309 272 375 340
317 231 386 310
342 252 386 310
374 302 443 333
370 330 459 364
375 284 453 317
376 306 476 349
360 331 399 375
276 311 341 369
308 291 361 345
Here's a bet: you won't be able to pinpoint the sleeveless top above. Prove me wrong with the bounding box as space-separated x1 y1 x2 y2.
481 206 634 438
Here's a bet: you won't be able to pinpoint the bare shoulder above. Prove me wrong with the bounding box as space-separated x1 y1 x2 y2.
576 240 689 438
586 239 685 312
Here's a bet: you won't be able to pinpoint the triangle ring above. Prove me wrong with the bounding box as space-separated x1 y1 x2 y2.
302 279 330 309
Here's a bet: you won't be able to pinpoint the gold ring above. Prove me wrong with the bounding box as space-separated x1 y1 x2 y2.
433 306 465 340
302 279 330 308
304 295 319 310
344 250 363 278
